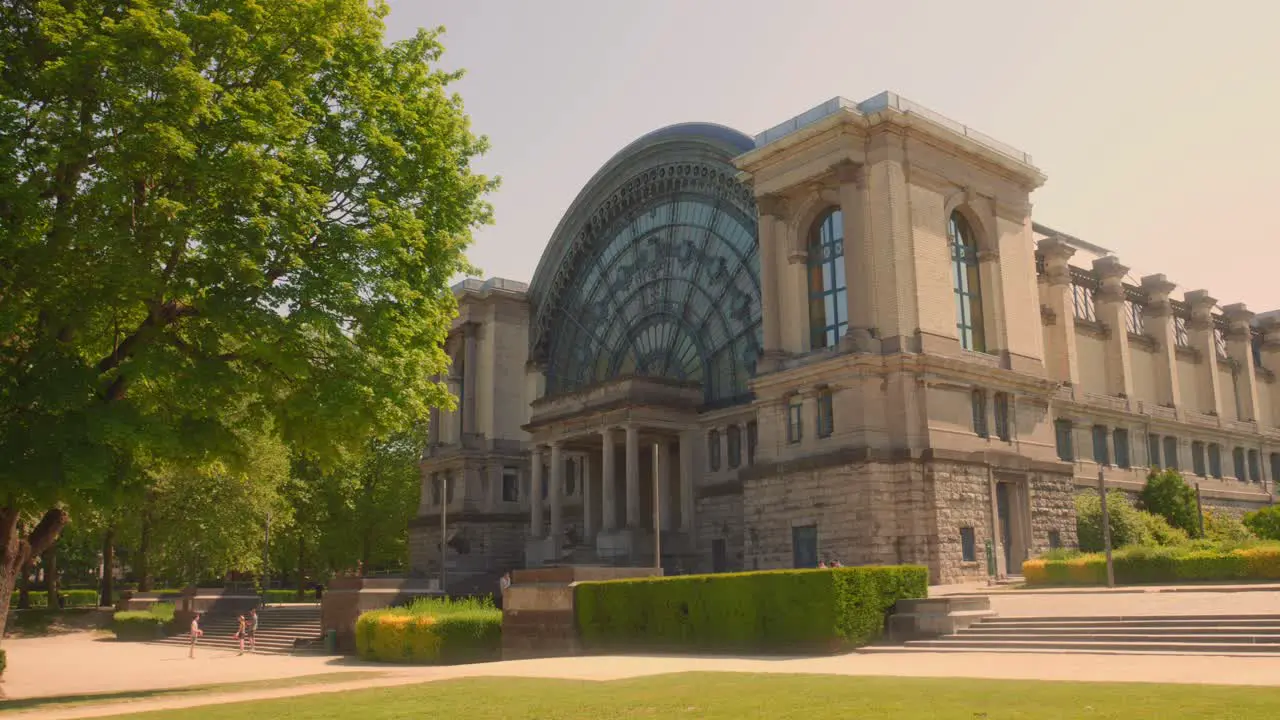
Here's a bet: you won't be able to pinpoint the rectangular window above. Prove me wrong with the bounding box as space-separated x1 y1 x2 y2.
707 430 721 471
1248 449 1261 483
1049 531 1062 550
816 389 834 439
444 470 455 504
993 392 1011 441
430 472 441 506
1113 429 1131 469
1209 444 1223 479
711 539 728 573
1148 434 1162 469
791 525 819 569
960 527 977 563
746 421 758 466
1234 447 1247 481
1191 441 1206 477
972 390 988 439
502 467 519 502
1163 436 1180 471
787 396 803 444
1054 419 1074 462
1091 425 1110 466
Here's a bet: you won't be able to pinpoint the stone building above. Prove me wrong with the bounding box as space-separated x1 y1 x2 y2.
410 91 1279 592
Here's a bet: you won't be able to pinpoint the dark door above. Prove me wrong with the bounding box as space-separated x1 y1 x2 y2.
792 525 818 568
711 539 727 573
996 482 1013 572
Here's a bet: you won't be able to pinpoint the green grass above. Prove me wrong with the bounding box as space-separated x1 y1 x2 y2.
0 671 387 714
116 673 1280 719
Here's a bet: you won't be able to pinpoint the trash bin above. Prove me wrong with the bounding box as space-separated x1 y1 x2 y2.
324 629 337 653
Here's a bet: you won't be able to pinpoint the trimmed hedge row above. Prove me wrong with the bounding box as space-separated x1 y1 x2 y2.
355 597 502 664
574 566 928 654
263 589 319 603
112 603 176 641
1024 545 1280 586
9 589 100 608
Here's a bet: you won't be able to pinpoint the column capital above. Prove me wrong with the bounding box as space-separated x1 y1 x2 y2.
1140 274 1177 301
1036 237 1075 286
832 160 865 187
1222 302 1255 329
1091 256 1129 283
757 194 789 220
1184 289 1218 316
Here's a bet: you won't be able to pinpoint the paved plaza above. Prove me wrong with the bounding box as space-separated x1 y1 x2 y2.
5 587 1280 718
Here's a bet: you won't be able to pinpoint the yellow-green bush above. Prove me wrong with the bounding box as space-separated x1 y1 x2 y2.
355 596 501 664
112 602 176 640
574 566 928 654
1023 543 1280 586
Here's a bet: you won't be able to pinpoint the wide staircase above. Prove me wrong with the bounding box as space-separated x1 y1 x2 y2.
896 614 1280 655
155 605 321 654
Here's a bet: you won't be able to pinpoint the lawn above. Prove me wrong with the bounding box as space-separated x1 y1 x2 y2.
126 672 1280 719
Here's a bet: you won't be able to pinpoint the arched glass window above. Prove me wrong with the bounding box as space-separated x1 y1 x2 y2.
727 425 742 468
949 211 986 352
708 429 721 471
806 209 848 350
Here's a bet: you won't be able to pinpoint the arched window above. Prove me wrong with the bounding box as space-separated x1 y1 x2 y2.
727 425 742 468
806 209 848 350
949 211 985 352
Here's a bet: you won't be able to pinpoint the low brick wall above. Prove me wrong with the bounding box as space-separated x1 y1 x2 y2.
320 577 442 652
501 566 661 660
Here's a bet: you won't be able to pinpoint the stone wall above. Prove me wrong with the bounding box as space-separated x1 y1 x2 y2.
693 492 744 573
409 517 526 596
931 462 991 584
1029 470 1078 555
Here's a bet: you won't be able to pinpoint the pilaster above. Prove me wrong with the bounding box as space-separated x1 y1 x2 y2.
601 428 618 531
679 430 696 533
756 195 786 368
1186 290 1224 417
625 425 640 529
529 446 544 539
1037 238 1079 386
1259 317 1280 427
864 134 917 352
549 442 564 550
1140 274 1182 409
655 440 673 532
1222 303 1260 423
462 323 479 435
1092 256 1134 399
833 161 878 352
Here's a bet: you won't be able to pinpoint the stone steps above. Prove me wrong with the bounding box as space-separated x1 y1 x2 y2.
878 613 1280 656
152 606 321 654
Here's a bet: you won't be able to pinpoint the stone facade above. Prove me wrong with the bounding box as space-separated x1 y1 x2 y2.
409 91 1278 592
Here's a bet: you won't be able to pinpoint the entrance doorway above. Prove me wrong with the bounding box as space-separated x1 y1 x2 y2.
994 478 1028 576
996 482 1013 572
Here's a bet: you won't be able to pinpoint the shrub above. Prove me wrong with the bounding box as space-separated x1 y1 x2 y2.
355 596 501 664
0 648 5 678
263 589 317 603
1202 509 1254 544
112 602 176 641
1244 505 1280 541
1140 511 1190 547
1140 470 1202 537
9 589 100 609
1023 543 1280 585
1076 490 1154 551
574 566 928 654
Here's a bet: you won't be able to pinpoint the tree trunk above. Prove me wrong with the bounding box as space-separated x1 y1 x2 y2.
98 525 115 608
360 526 372 577
294 535 305 602
0 505 70 643
42 546 58 607
136 495 154 592
17 557 32 610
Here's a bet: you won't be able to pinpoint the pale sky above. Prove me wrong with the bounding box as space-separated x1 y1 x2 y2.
386 0 1280 311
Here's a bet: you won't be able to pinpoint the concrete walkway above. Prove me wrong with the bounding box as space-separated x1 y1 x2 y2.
931 581 1280 617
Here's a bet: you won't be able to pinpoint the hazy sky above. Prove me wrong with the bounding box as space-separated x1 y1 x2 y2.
386 0 1280 311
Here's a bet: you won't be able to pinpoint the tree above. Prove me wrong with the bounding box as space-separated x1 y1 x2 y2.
1139 470 1202 538
0 0 490 642
1076 490 1156 552
1243 504 1280 541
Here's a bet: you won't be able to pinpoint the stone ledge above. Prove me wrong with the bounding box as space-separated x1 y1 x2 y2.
886 596 995 642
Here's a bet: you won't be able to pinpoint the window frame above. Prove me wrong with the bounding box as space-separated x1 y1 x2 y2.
727 424 742 469
1191 441 1206 477
1091 425 1110 466
501 466 520 502
949 211 986 352
1209 443 1223 479
707 429 721 471
1113 428 1131 469
1148 434 1162 469
786 395 803 445
993 392 1011 442
1248 449 1261 483
816 388 834 439
806 209 848 350
972 389 989 439
960 527 977 563
1163 436 1179 471
1233 447 1247 481
1054 419 1074 462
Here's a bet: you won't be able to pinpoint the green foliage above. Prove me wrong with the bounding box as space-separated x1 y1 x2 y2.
1140 470 1203 538
574 567 928 654
1076 491 1152 551
264 589 318 603
1202 509 1254 544
355 596 501 664
8 589 98 609
112 602 176 641
1024 542 1280 585
0 647 5 677
1140 509 1191 547
1243 505 1280 541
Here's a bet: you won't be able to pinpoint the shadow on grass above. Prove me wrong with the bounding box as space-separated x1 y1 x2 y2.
0 671 386 713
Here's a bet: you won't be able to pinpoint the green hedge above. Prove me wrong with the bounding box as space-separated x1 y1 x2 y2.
574 566 928 654
1024 544 1280 586
9 589 100 609
355 596 502 664
112 602 176 641
263 589 318 603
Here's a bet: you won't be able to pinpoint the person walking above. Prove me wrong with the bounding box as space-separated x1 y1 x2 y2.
189 613 204 659
236 614 247 655
248 608 259 653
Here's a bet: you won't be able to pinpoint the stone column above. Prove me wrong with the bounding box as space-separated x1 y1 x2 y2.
1092 256 1135 401
834 161 876 352
756 195 785 369
1223 303 1260 423
1140 275 1182 409
462 324 478 436
1185 290 1224 417
529 446 544 538
625 425 640 529
1037 238 1080 386
1260 318 1280 428
655 440 673 532
549 441 564 549
601 428 617 531
584 450 598 542
679 430 696 533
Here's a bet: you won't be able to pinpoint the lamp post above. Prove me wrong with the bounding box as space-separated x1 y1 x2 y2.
263 511 271 601
440 474 448 594
652 442 661 571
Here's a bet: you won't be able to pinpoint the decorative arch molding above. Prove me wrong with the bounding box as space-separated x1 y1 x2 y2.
528 124 762 406
943 192 997 254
